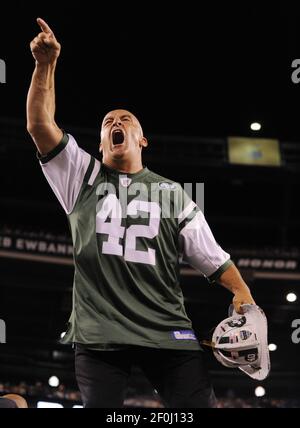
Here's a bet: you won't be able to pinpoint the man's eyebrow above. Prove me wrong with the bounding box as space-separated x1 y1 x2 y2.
103 115 132 124
103 116 113 123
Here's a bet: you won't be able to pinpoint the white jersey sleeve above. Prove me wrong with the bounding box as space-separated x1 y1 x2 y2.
177 188 232 283
38 133 101 214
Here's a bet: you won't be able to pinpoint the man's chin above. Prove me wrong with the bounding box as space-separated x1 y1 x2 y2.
110 145 127 159
112 152 125 160
111 149 127 160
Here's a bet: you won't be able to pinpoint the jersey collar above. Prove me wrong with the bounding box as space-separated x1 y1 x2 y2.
101 163 150 181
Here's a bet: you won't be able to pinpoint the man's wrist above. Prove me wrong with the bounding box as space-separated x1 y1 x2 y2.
232 284 251 296
35 61 57 71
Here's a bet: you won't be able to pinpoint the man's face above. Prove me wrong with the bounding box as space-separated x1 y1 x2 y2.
100 109 147 162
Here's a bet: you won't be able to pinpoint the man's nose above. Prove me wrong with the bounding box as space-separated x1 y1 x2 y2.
113 118 122 127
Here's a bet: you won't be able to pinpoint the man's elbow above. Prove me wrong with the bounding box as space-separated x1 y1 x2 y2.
26 121 49 137
26 122 36 137
26 123 63 155
26 121 59 141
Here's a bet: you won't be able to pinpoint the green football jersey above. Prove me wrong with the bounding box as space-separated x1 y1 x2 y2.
38 132 232 350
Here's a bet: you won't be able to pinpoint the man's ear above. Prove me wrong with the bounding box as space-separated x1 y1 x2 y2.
140 137 148 148
99 142 103 153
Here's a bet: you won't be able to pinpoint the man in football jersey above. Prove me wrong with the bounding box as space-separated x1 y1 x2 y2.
27 18 256 408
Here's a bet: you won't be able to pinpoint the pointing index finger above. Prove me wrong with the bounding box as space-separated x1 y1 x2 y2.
37 18 54 36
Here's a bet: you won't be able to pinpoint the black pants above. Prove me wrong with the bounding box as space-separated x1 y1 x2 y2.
75 344 216 408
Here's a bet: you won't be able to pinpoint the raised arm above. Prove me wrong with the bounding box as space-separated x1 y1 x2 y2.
26 18 63 155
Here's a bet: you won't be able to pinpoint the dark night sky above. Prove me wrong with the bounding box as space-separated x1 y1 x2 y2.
1 1 300 140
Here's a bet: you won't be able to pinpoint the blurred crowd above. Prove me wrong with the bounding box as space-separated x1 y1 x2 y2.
216 398 300 408
1 380 300 408
0 381 80 402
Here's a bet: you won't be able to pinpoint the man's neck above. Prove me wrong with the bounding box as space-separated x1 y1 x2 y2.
103 158 144 174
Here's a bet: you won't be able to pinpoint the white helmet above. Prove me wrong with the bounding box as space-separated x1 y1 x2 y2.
212 304 270 380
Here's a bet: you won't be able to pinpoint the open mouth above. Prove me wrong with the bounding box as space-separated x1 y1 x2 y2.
112 129 125 145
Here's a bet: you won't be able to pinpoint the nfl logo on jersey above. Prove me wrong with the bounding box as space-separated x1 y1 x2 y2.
159 182 177 190
119 177 132 187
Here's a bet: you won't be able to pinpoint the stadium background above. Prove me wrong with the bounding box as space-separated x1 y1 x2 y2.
0 1 300 408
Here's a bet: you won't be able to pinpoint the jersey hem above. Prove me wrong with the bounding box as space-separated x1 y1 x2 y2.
60 337 202 351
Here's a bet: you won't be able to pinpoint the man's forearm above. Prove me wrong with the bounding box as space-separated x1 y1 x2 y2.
219 263 255 313
219 264 250 294
26 62 57 130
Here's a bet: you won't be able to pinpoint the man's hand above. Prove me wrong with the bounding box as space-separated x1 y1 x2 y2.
30 18 61 65
232 290 256 314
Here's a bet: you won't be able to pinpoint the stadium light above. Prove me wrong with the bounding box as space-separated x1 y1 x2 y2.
73 405 84 408
48 376 60 387
250 122 262 131
286 293 297 303
268 343 277 352
255 386 266 398
37 401 63 408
